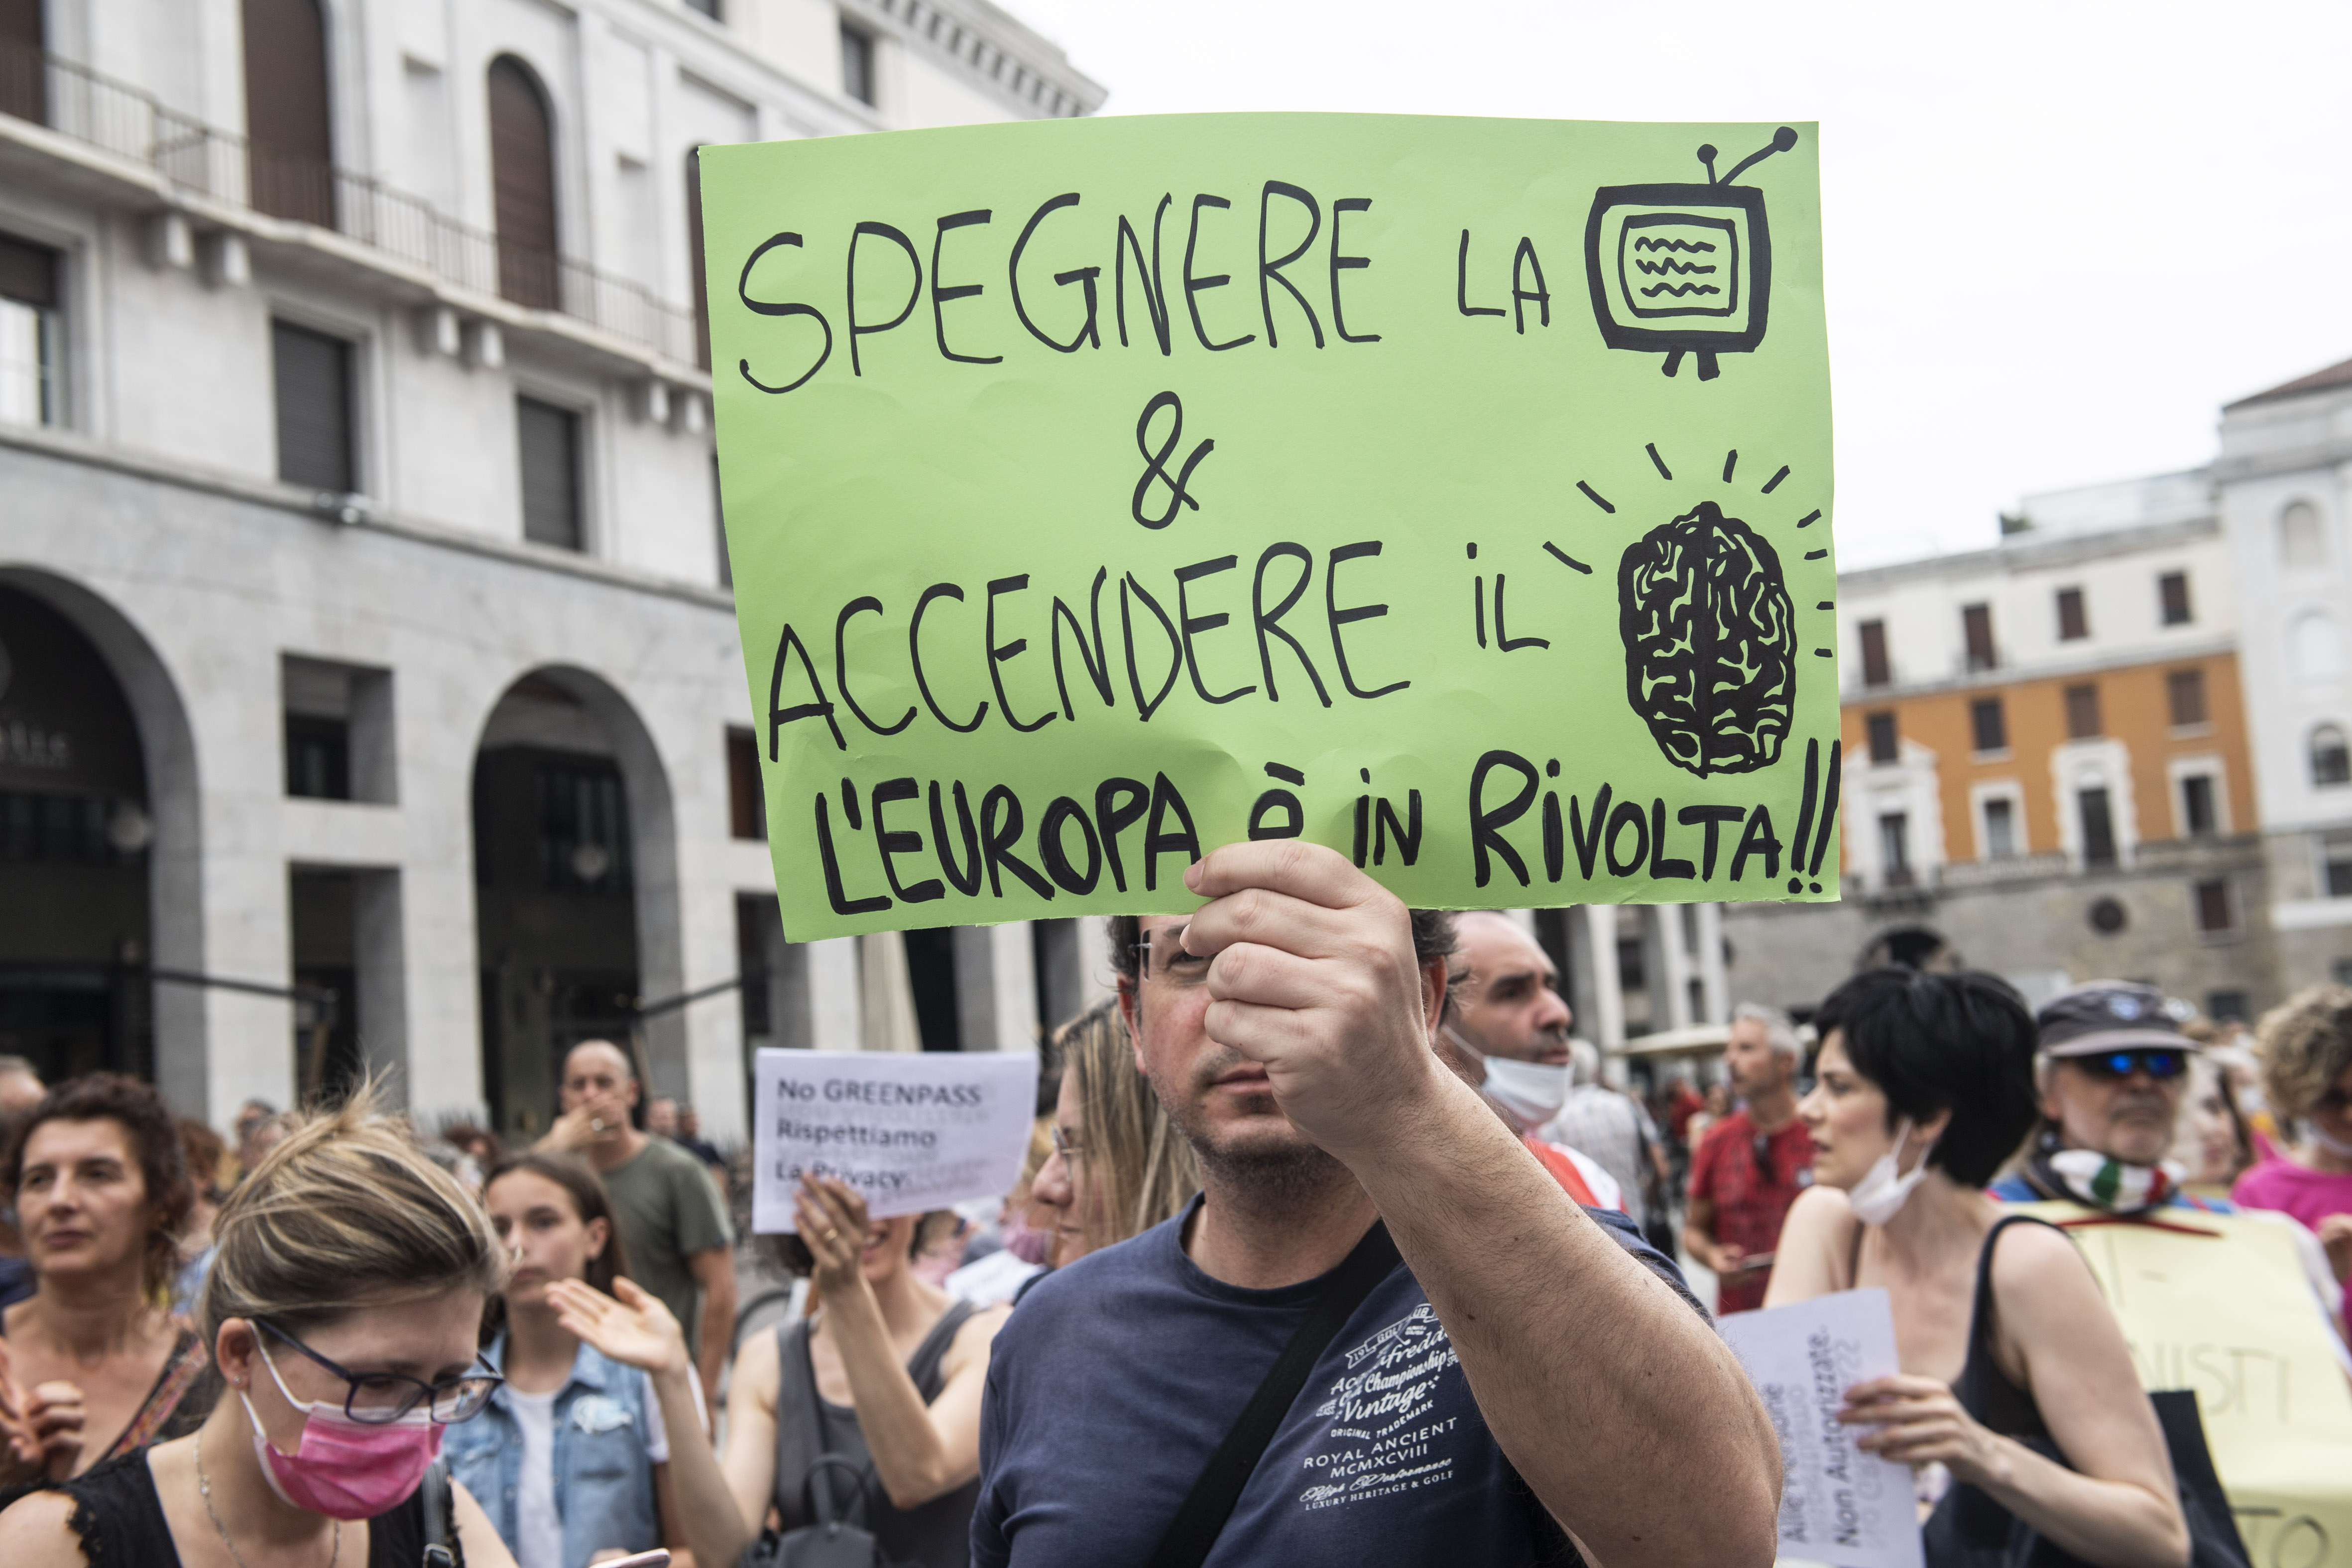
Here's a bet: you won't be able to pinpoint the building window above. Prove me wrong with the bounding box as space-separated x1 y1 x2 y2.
2180 774 2216 837
841 25 876 106
2193 878 2234 935
1962 603 1996 671
487 56 558 308
517 396 582 550
2313 724 2352 787
1878 813 1912 886
2323 833 2352 898
1970 697 2006 754
2056 587 2088 641
1858 619 1889 687
284 714 351 800
1865 711 1898 765
2158 571 2192 626
0 232 60 427
2208 989 2249 1022
2078 787 2117 867
1 0 46 121
1982 796 2017 858
2064 682 2101 739
2281 501 2327 568
726 727 765 840
241 0 335 226
2292 611 2342 679
271 320 355 493
2166 668 2207 728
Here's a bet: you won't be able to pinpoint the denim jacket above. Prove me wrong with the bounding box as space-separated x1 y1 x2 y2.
443 1334 663 1568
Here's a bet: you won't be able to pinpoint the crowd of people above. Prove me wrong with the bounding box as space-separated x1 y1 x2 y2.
0 846 2345 1566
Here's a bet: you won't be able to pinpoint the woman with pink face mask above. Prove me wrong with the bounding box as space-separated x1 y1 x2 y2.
0 1088 519 1568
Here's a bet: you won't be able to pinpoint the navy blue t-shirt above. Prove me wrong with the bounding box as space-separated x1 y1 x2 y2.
972 1197 1693 1568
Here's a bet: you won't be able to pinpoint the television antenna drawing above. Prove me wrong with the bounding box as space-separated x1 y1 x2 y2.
1582 126 1798 381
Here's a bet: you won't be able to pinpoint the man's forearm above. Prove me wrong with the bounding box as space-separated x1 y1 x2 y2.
1344 1066 1780 1568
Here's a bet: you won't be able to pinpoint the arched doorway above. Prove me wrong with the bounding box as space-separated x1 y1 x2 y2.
0 581 155 1081
471 668 675 1135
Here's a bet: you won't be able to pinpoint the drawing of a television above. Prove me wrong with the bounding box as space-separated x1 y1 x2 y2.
1583 128 1795 381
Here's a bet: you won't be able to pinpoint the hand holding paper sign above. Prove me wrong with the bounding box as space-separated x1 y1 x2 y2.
795 1174 887 1296
1841 1373 1996 1472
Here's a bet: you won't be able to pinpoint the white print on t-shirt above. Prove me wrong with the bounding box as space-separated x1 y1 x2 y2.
1295 1304 1465 1510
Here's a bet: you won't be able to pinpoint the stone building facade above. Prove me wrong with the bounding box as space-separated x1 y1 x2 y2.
0 0 1102 1140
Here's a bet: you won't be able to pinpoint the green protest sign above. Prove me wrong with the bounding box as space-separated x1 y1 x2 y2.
702 114 1839 940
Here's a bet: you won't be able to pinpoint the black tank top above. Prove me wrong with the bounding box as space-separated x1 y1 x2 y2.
52 1447 449 1568
1921 1214 2080 1568
769 1299 981 1568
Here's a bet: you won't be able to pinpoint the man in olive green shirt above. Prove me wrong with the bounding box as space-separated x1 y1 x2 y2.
542 1040 737 1409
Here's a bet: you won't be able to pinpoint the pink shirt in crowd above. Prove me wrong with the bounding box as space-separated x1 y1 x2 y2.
2233 1156 2352 1319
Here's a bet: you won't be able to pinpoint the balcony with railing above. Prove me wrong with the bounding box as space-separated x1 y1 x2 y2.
0 42 697 365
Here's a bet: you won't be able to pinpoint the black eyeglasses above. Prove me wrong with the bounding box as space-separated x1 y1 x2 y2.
257 1320 502 1425
2074 1050 2188 1082
1129 923 1210 987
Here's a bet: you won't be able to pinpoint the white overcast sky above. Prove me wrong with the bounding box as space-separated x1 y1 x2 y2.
1000 0 2352 568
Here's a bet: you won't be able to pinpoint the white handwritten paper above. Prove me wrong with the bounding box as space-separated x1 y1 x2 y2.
751 1049 1040 1231
1717 1289 1925 1568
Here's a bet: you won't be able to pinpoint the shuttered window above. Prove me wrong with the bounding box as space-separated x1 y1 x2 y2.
2167 668 2208 728
517 396 581 550
2064 682 2101 739
1962 603 1996 670
726 728 764 840
1 0 47 122
2159 571 2192 625
1858 619 1889 687
2055 587 2087 640
272 320 354 492
0 231 59 426
488 57 558 308
242 0 334 226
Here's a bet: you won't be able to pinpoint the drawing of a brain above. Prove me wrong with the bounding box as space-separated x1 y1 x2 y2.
1618 501 1795 778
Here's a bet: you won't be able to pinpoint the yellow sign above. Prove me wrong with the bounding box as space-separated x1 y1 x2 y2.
2014 1202 2352 1568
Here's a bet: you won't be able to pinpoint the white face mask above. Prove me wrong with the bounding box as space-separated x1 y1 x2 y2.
1847 1119 1935 1226
1477 1051 1571 1128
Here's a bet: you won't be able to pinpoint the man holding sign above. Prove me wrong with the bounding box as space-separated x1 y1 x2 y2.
970 845 1781 1568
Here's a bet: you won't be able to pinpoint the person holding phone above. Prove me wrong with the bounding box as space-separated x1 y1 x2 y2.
446 1154 702 1568
0 1087 520 1567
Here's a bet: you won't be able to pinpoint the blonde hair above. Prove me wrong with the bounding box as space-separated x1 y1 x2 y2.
2256 985 2352 1123
1056 1000 1199 1251
198 1085 506 1343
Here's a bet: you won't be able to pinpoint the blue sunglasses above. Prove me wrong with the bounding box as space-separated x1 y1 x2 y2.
2076 1049 2188 1081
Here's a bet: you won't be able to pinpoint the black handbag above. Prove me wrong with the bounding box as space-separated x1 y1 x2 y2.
755 1453 893 1568
739 1329 910 1568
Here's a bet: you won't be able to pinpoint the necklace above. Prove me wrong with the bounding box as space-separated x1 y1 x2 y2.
195 1435 340 1568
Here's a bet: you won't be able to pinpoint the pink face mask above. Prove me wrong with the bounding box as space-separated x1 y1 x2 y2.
242 1341 444 1520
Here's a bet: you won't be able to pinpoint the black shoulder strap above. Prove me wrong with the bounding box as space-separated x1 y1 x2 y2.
420 1454 457 1568
1145 1220 1403 1568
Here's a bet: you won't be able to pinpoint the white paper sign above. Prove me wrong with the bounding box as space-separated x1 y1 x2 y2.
750 1049 1040 1232
1717 1289 1925 1568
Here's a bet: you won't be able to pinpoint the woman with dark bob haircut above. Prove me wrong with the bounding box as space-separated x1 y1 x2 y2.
1767 969 2191 1568
0 1075 213 1493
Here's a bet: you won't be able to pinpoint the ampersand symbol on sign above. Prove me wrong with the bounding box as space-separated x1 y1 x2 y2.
1131 390 1214 529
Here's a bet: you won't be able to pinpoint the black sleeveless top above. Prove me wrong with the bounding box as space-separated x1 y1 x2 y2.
1921 1214 2080 1568
52 1448 451 1568
769 1299 981 1568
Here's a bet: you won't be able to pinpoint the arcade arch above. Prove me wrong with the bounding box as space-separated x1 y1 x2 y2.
0 569 202 1100
470 665 680 1134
